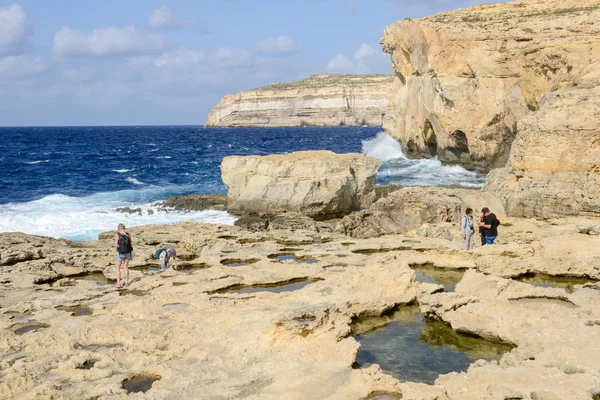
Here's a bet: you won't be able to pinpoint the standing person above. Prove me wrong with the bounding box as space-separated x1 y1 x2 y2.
157 248 178 271
114 223 133 288
479 207 500 245
478 210 486 246
460 208 475 250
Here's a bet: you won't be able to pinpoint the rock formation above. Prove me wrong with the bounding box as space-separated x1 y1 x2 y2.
484 89 600 218
221 151 381 219
2 210 600 399
206 74 393 127
335 187 506 238
381 0 600 173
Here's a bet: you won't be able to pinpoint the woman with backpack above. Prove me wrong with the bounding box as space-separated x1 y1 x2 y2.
114 223 133 288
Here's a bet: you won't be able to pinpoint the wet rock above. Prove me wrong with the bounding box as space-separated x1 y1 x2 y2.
115 207 143 215
158 194 228 211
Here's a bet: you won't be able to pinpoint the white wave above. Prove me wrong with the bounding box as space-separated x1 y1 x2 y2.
156 156 171 159
26 160 50 165
362 132 484 188
0 190 236 242
126 177 145 185
362 132 406 161
113 169 133 173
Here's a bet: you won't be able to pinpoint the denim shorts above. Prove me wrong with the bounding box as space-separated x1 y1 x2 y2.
116 252 133 261
484 236 497 245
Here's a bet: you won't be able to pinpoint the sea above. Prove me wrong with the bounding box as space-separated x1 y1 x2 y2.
0 126 484 241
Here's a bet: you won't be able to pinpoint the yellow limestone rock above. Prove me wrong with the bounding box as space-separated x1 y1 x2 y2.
206 74 393 127
381 0 600 172
221 150 382 219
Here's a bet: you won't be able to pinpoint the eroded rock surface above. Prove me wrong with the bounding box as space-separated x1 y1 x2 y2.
2 214 600 399
335 187 505 238
381 0 600 172
206 74 393 127
485 90 600 218
221 151 381 219
419 269 600 400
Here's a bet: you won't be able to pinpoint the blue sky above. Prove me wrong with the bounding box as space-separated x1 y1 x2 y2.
0 0 499 126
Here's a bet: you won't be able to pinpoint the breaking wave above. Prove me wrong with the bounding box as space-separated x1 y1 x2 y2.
362 132 485 187
0 188 236 242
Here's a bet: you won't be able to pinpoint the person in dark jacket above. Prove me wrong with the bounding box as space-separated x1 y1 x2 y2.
478 210 486 246
479 207 500 245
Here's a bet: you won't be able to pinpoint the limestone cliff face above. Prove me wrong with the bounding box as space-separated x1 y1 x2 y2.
484 90 600 218
206 74 393 127
381 0 600 173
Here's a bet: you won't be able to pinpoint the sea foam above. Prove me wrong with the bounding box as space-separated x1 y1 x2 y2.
362 132 406 161
362 132 484 187
126 177 145 185
0 189 236 242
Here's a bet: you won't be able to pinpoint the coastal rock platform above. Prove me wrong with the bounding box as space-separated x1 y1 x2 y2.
2 215 600 399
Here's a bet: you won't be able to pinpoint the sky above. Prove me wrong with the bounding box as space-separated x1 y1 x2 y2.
0 0 501 126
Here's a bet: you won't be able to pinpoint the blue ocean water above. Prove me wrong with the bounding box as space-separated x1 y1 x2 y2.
0 126 483 240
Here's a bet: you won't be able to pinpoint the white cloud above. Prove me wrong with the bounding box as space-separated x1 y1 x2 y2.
53 26 169 58
153 47 206 68
328 44 391 74
0 4 33 56
354 43 376 60
327 54 354 73
255 36 301 56
0 55 44 79
215 47 253 69
148 6 176 29
147 6 207 32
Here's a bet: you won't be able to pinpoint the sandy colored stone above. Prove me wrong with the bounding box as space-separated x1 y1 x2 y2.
381 0 600 172
206 74 392 127
1 212 600 398
485 90 600 218
335 187 505 238
221 150 381 219
419 269 600 399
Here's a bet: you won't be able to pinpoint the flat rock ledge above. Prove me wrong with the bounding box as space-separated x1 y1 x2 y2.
2 214 600 399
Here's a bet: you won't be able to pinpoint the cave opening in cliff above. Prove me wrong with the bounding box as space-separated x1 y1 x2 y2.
447 130 469 160
423 120 437 156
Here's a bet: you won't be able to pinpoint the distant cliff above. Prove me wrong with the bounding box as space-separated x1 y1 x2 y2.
205 74 393 127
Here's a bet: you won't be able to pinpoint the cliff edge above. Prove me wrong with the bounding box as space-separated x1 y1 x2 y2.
382 0 600 218
206 74 393 127
381 0 600 173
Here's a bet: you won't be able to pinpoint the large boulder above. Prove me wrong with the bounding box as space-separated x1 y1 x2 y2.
220 151 381 219
335 187 505 238
381 0 600 172
485 90 600 218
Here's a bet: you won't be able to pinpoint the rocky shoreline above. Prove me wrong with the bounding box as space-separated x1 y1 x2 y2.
3 0 600 398
2 206 600 399
2 148 600 399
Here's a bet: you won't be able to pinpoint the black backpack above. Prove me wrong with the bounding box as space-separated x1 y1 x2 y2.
117 233 133 253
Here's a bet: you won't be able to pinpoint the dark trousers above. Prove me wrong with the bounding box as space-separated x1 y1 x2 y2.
480 234 486 246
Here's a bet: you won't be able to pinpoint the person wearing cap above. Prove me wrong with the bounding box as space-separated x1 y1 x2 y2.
158 248 178 271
